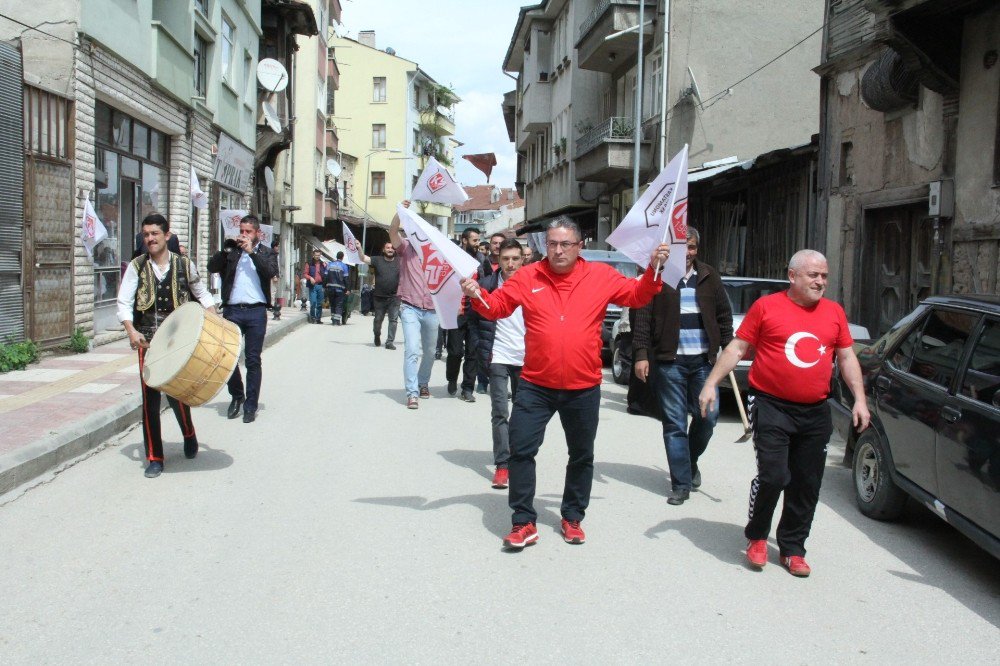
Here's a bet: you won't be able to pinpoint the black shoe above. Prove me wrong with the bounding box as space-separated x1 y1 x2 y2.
385 342 396 350
667 488 690 505
447 380 458 396
460 391 476 403
374 335 381 347
227 397 244 419
243 411 256 423
144 461 163 478
184 436 198 459
692 468 702 489
434 350 442 360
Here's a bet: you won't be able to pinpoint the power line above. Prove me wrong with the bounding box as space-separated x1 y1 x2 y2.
0 12 79 48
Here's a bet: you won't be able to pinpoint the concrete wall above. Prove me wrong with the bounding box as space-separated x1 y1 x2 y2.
0 2 78 96
291 0 327 230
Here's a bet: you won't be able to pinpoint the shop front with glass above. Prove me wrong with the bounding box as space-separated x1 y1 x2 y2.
92 101 171 332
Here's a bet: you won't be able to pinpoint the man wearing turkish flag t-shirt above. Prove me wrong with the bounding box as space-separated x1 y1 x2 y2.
699 250 870 577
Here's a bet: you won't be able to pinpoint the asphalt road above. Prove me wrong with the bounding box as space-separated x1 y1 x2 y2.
1 318 997 663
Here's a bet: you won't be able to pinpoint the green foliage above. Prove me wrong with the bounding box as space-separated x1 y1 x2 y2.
65 327 90 354
429 83 457 108
0 338 39 373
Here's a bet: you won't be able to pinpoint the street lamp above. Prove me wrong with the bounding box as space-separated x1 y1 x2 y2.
362 148 402 254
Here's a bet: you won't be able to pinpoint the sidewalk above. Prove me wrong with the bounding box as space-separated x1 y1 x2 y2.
0 306 309 495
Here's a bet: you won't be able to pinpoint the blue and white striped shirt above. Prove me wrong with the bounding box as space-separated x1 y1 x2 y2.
677 270 709 355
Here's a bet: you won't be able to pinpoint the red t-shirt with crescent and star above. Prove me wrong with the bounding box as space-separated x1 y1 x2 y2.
736 291 853 404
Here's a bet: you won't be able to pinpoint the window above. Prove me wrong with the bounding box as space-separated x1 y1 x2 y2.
893 309 978 388
132 121 149 159
646 49 662 118
372 124 386 149
112 110 131 150
413 129 420 154
373 76 386 103
960 319 1000 408
194 0 207 14
221 17 235 81
194 35 208 96
23 86 70 159
371 171 385 197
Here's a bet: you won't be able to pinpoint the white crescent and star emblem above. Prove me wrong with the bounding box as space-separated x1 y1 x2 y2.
784 331 827 369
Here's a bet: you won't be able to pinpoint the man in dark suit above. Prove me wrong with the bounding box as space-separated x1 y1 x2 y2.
207 215 279 423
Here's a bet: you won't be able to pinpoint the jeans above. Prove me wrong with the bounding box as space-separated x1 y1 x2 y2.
507 380 601 525
373 295 400 343
400 302 438 397
445 314 478 393
653 355 719 491
308 284 324 321
326 287 345 323
224 305 267 414
489 363 521 467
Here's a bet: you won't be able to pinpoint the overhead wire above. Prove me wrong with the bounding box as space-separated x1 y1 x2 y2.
0 12 80 49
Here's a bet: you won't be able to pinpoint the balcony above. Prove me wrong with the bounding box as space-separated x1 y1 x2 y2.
419 105 456 137
502 89 517 143
324 197 338 221
517 81 551 143
573 116 650 182
327 58 340 91
577 0 656 73
325 127 337 155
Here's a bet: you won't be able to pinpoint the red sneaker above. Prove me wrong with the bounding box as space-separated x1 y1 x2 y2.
780 555 811 577
746 539 768 568
503 523 538 549
491 468 509 489
406 397 419 409
561 519 586 544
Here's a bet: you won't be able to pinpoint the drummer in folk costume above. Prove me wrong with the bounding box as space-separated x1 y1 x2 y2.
117 214 217 478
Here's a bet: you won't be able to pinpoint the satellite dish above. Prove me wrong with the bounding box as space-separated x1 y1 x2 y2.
261 102 281 133
264 166 275 194
326 159 342 178
256 58 288 92
686 67 704 109
331 20 347 38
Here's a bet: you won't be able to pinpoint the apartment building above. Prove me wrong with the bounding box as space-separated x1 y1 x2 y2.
330 30 458 250
452 185 526 237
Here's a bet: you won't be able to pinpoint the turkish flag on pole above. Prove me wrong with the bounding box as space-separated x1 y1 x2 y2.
397 203 480 329
81 197 109 260
191 166 208 210
341 222 362 266
462 153 498 182
411 157 469 205
606 144 689 285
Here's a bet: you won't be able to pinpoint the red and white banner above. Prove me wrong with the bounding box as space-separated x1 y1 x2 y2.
341 222 362 266
411 157 469 205
191 166 208 210
397 203 480 329
606 144 689 285
81 197 109 260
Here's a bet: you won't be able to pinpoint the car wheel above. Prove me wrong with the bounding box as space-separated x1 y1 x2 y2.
612 337 630 385
852 430 907 520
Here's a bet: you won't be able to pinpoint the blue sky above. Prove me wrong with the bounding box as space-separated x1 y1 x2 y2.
338 0 522 188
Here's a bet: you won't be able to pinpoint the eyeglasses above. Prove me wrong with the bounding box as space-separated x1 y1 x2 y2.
545 241 582 250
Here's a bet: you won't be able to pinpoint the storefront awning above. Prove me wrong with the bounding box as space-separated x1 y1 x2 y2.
304 236 346 260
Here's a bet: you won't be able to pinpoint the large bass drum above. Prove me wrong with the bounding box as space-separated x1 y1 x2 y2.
142 302 242 406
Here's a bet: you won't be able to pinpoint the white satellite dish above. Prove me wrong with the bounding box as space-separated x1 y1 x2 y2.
686 67 704 109
256 58 288 92
326 159 342 178
261 102 281 133
331 20 348 38
264 166 275 194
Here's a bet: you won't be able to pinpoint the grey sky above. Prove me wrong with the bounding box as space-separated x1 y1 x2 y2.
338 0 522 189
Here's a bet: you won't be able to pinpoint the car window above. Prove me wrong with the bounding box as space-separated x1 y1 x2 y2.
722 281 787 315
903 308 978 389
960 318 1000 409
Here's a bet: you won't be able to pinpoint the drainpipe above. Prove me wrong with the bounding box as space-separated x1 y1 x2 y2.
632 0 645 202
658 0 670 170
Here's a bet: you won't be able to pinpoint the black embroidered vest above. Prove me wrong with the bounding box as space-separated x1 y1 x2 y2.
131 253 192 337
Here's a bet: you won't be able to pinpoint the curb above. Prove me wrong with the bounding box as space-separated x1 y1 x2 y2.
0 314 307 497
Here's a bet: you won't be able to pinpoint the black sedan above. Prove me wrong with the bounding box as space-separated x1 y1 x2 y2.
830 295 1000 559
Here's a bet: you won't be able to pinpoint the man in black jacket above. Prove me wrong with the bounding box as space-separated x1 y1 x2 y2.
632 228 733 504
207 215 279 423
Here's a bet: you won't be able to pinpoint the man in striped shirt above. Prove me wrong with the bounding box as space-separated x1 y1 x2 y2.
632 228 734 505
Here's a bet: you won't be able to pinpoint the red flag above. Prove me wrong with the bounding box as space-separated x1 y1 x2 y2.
462 153 498 182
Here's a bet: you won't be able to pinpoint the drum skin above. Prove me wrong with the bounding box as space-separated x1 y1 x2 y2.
142 302 243 406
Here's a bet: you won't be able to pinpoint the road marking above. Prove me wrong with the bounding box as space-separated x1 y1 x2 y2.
0 354 136 414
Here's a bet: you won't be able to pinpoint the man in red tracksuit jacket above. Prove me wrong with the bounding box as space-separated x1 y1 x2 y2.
463 217 671 550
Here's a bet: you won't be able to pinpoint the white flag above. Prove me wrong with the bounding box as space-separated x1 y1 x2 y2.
220 209 249 239
411 157 470 205
81 197 109 260
397 203 480 329
606 145 689 285
341 222 362 266
191 166 208 210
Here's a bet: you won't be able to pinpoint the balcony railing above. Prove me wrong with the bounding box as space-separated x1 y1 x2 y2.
575 116 635 157
579 0 613 39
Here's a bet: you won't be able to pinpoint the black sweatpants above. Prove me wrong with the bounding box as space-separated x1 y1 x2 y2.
138 348 195 462
445 313 478 393
744 391 833 558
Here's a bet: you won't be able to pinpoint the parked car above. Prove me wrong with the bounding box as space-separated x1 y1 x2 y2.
830 295 1000 559
610 277 871 387
579 249 639 353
